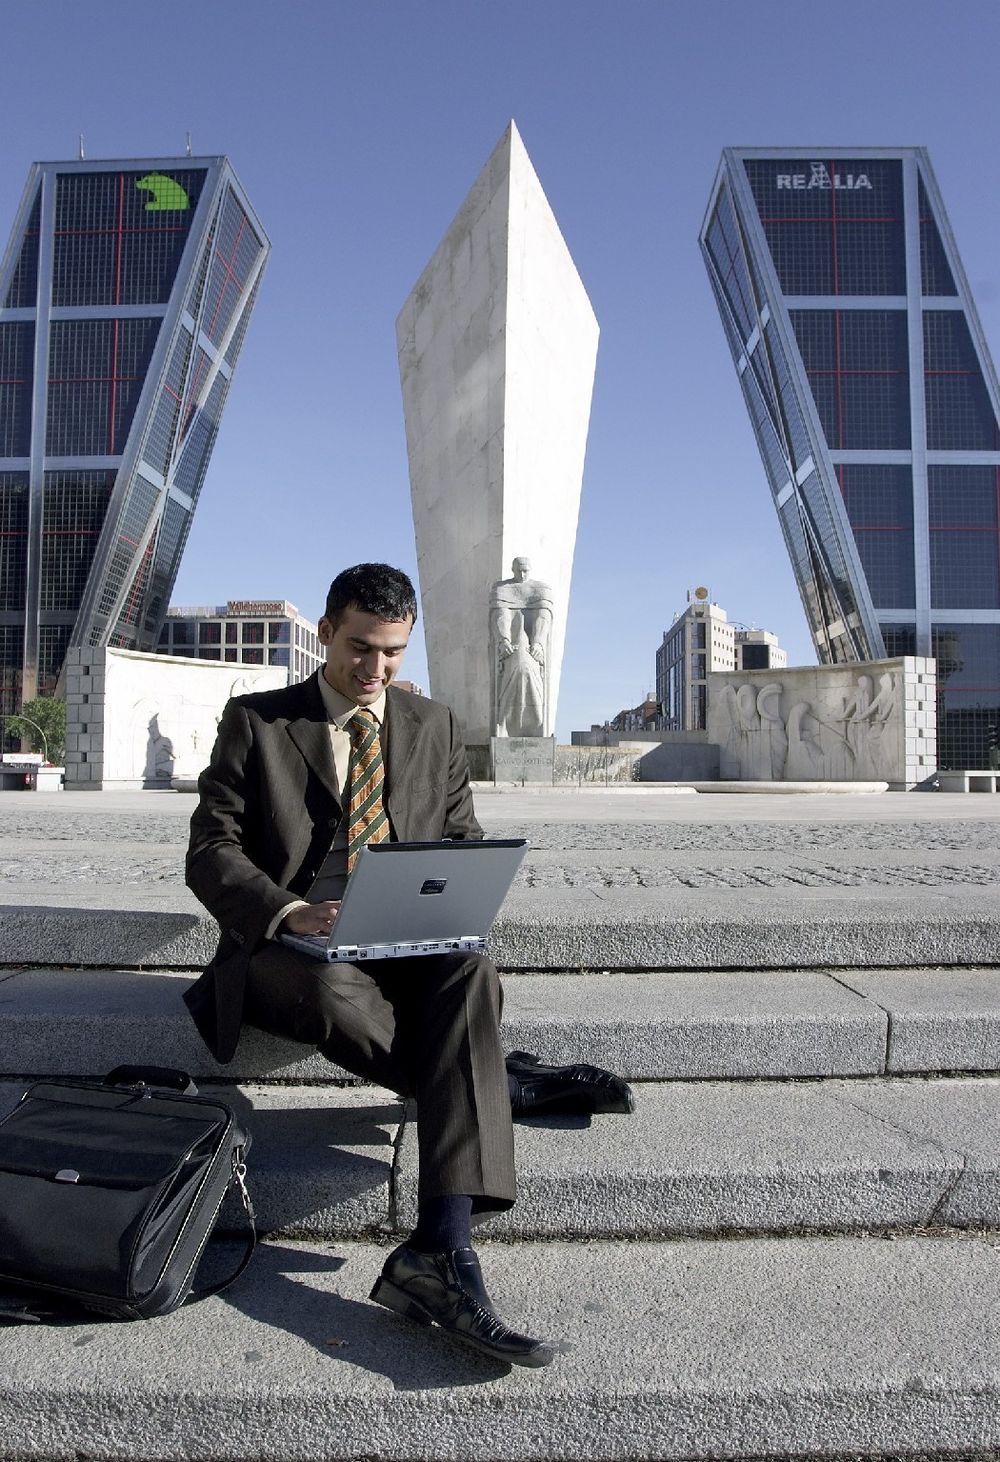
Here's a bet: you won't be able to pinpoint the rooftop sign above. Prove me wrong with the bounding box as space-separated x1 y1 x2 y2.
776 162 872 192
226 600 289 617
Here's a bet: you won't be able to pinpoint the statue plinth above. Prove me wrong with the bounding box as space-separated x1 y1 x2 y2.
491 735 556 784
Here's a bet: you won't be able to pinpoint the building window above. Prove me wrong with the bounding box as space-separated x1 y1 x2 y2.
934 623 1000 768
792 310 910 451
693 684 707 731
199 622 221 644
0 474 29 611
0 323 34 456
880 624 916 658
242 621 264 644
741 644 770 670
928 466 1000 611
838 464 915 608
919 178 957 297
924 312 999 450
46 317 161 456
4 191 40 309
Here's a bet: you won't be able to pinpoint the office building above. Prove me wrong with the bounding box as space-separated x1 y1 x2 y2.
159 600 322 683
701 148 1000 767
158 602 426 695
0 155 268 742
656 590 787 731
656 589 736 731
735 628 787 672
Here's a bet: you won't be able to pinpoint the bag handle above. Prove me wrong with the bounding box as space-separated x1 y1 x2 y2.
103 1065 198 1095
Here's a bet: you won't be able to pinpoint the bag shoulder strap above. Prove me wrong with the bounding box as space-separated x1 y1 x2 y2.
188 1148 257 1303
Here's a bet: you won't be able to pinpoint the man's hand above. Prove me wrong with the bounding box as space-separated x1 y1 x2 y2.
282 901 341 936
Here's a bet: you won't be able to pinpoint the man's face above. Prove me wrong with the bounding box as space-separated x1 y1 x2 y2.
318 606 413 705
513 557 530 581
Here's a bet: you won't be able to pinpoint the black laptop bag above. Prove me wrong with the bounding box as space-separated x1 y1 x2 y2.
0 1065 255 1322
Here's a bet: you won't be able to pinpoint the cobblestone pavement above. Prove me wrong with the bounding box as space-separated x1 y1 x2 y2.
1 790 998 896
2 848 998 889
2 809 1000 851
1 847 1000 888
1 791 999 892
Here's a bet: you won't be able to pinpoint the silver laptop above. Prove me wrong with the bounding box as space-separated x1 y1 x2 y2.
280 839 528 962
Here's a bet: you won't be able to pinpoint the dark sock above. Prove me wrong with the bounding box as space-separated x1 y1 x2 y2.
508 1072 523 1111
410 1194 474 1254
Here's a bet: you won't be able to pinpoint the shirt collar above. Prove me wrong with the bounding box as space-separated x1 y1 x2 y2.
316 668 386 728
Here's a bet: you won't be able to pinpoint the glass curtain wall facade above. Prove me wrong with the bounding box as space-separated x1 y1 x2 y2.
0 156 268 740
701 148 1000 768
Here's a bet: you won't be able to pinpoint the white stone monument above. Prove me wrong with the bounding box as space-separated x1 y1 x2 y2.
63 646 286 790
396 121 599 746
706 657 937 790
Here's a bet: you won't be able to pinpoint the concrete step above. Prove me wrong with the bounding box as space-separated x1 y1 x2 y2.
2 1233 999 1460
4 1073 997 1240
4 876 1000 970
3 965 1000 1083
1 964 1000 1081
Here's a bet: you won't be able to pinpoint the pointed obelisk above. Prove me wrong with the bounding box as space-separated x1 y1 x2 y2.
396 121 599 747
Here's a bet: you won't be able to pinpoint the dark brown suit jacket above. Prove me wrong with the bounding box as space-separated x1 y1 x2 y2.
184 673 483 1061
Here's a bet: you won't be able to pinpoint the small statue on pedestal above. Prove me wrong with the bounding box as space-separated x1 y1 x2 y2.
489 557 554 738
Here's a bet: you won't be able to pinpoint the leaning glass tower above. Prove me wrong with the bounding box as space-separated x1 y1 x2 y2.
701 148 1000 768
0 156 268 734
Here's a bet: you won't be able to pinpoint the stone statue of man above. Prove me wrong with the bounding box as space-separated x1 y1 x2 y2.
489 557 554 737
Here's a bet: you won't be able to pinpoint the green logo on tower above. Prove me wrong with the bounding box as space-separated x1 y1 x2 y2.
135 174 190 211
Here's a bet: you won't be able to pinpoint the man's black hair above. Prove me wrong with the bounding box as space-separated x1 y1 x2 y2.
324 563 418 628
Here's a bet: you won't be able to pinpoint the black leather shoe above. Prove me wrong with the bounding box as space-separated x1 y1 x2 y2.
369 1244 555 1368
506 1049 635 1115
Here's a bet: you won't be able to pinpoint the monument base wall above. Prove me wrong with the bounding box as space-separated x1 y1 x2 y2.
635 740 721 781
706 656 936 790
63 647 287 791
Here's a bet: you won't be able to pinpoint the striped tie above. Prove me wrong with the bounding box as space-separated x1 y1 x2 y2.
346 708 390 873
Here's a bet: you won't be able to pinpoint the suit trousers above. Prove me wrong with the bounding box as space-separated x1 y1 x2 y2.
243 944 516 1220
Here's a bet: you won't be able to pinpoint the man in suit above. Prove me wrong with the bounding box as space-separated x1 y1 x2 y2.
184 563 631 1368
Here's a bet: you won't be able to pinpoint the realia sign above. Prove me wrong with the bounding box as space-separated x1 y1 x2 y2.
776 162 873 192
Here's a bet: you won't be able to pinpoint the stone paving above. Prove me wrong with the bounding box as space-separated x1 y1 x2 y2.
3 786 1000 1460
1 788 999 891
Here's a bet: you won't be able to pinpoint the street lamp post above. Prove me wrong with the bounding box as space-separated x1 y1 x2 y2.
11 715 49 764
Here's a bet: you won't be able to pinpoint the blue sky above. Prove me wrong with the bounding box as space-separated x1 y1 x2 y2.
3 0 1000 738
